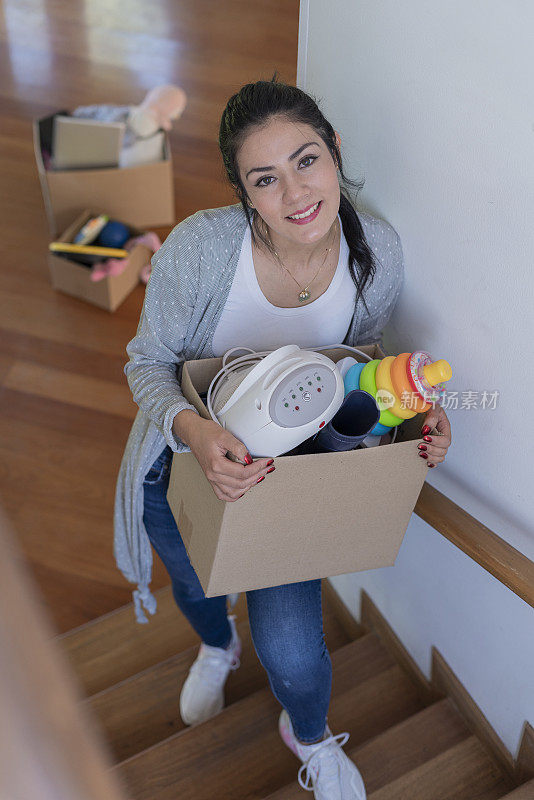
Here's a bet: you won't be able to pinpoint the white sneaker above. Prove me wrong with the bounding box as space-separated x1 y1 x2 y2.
179 614 241 725
279 709 366 799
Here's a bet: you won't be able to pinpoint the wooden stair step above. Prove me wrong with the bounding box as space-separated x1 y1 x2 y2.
87 605 352 762
499 779 534 798
367 736 513 799
264 697 472 799
58 582 353 697
57 585 198 696
115 640 424 799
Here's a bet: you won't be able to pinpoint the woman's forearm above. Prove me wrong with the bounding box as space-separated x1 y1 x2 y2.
172 408 204 448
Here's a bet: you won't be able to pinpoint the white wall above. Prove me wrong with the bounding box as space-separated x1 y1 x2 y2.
298 0 534 756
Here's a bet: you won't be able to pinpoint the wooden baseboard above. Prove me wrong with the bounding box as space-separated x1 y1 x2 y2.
359 589 442 707
432 647 517 782
325 581 533 786
516 723 534 784
322 580 364 641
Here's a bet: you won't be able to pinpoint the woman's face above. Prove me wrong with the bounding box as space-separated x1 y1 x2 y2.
237 116 340 254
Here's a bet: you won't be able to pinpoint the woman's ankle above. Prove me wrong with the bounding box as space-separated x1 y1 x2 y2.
202 632 232 650
297 730 327 746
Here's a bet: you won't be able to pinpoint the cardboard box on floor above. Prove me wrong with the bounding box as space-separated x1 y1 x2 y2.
34 113 175 236
166 345 430 597
48 210 151 311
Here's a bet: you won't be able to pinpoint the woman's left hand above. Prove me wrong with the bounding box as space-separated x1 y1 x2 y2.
418 405 452 468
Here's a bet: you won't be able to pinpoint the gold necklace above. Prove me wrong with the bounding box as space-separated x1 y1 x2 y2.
268 219 339 302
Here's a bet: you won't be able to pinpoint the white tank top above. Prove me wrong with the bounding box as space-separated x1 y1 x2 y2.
212 216 356 357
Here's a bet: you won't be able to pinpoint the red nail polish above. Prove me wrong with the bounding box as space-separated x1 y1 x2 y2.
421 425 431 436
418 444 427 451
423 436 432 443
267 459 274 466
419 452 428 459
256 476 265 483
428 463 435 468
244 453 253 465
267 466 275 474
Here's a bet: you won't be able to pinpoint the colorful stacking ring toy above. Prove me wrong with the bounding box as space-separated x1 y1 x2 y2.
342 350 453 436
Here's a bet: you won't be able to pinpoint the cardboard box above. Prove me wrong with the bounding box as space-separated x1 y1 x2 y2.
166 345 430 597
48 210 151 311
34 113 175 236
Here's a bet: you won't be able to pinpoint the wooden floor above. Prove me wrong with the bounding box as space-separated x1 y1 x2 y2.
0 0 299 633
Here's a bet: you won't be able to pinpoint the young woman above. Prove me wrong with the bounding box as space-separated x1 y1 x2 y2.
114 76 451 799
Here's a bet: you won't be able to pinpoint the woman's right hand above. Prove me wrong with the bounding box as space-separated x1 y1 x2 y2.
184 416 275 502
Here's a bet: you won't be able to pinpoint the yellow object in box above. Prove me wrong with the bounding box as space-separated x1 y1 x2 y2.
49 242 128 259
47 210 150 312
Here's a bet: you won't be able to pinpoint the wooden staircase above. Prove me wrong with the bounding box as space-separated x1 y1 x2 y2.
57 584 529 799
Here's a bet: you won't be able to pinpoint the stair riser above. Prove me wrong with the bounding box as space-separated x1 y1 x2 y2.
264 699 472 799
116 662 424 800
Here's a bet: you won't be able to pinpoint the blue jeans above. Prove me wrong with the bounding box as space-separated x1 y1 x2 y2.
142 445 332 743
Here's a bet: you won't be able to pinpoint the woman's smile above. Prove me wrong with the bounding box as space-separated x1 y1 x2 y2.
286 200 322 224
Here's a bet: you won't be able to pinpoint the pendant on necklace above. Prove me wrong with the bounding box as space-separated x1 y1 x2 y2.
299 289 311 302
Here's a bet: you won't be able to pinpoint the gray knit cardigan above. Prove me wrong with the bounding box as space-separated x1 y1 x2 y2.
113 202 404 622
